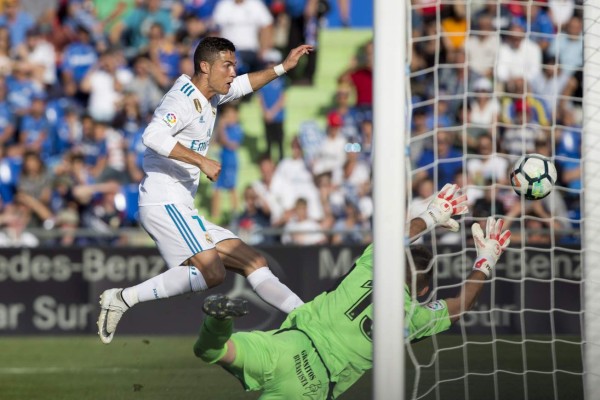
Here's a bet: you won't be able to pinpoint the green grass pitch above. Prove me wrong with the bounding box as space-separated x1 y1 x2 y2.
1 335 582 400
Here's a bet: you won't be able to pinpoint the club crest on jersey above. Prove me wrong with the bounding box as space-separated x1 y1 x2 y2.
426 301 446 311
162 112 177 127
193 98 202 113
205 233 213 244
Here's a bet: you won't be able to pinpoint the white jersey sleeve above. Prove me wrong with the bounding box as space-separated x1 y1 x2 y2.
217 74 253 105
142 90 195 157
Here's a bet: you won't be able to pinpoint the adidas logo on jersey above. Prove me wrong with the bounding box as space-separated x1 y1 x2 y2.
199 115 205 123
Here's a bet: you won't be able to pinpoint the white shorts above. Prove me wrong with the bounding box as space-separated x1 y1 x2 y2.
139 204 238 268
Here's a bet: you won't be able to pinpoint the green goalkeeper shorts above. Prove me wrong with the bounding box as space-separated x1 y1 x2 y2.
226 328 332 399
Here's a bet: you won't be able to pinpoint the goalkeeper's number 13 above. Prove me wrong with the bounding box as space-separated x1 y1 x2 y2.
345 280 373 341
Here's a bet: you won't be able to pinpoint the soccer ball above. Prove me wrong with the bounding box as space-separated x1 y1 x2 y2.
510 154 557 200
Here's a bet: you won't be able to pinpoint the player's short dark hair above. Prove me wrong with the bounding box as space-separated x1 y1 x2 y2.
406 244 434 293
193 37 236 75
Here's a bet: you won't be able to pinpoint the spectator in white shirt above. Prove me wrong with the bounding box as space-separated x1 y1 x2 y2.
528 54 574 117
464 13 498 79
466 77 498 150
548 0 575 28
81 50 132 123
312 111 347 178
496 22 542 83
468 77 499 130
547 15 583 72
212 0 273 73
251 154 284 226
17 27 56 89
0 202 39 247
467 132 509 201
271 137 323 226
281 197 327 245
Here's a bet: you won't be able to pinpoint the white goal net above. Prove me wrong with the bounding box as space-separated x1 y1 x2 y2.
398 1 593 399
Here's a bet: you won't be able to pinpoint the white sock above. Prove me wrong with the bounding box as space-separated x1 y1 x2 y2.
122 266 208 305
246 267 304 313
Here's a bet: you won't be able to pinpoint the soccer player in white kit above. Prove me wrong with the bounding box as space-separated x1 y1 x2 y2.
97 37 314 344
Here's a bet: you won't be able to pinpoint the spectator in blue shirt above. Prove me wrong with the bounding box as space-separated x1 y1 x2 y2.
258 49 286 161
113 92 145 140
6 61 38 117
142 23 180 81
73 115 107 180
212 103 244 221
0 0 34 49
61 25 98 98
231 185 274 245
556 109 581 193
526 4 555 52
425 99 454 131
19 94 52 162
111 0 174 55
0 78 16 149
416 130 464 190
0 145 22 203
183 0 219 20
126 127 145 183
55 108 83 156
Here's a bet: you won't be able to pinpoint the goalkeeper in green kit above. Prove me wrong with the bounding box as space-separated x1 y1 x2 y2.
193 184 511 399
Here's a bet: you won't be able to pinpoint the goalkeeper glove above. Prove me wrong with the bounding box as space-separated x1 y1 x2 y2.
418 183 469 232
471 217 511 278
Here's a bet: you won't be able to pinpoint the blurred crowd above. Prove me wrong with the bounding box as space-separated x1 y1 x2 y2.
0 0 585 248
0 0 364 247
408 0 583 246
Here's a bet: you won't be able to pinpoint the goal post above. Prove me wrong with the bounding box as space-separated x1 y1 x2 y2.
372 0 408 399
583 1 600 398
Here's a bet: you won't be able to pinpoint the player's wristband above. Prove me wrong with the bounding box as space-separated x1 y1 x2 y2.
473 257 492 278
418 210 439 230
274 64 286 76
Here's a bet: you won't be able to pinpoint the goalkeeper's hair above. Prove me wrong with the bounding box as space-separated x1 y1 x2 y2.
193 37 236 75
406 244 434 293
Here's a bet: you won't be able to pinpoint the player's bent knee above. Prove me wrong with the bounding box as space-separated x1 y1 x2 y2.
188 251 227 288
199 264 226 288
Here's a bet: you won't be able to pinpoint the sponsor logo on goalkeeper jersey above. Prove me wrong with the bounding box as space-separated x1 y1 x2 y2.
294 350 321 393
162 112 177 127
426 301 445 311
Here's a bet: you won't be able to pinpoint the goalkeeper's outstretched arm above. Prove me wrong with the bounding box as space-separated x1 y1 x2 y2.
445 217 511 323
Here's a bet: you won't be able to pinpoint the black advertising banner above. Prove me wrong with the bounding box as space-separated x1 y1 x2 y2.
0 246 582 335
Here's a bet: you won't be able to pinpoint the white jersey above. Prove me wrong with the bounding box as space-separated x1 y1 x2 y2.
139 74 252 207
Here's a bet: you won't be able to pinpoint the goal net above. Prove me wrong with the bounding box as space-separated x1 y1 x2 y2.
399 1 593 399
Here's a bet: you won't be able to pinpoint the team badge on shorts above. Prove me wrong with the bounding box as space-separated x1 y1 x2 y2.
426 301 446 311
162 112 177 127
205 233 214 244
193 98 202 113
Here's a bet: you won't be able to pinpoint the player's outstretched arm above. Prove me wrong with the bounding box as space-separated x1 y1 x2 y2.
247 45 314 91
445 217 511 323
410 183 469 241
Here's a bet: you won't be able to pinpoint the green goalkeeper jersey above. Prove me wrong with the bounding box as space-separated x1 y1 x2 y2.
280 244 451 398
